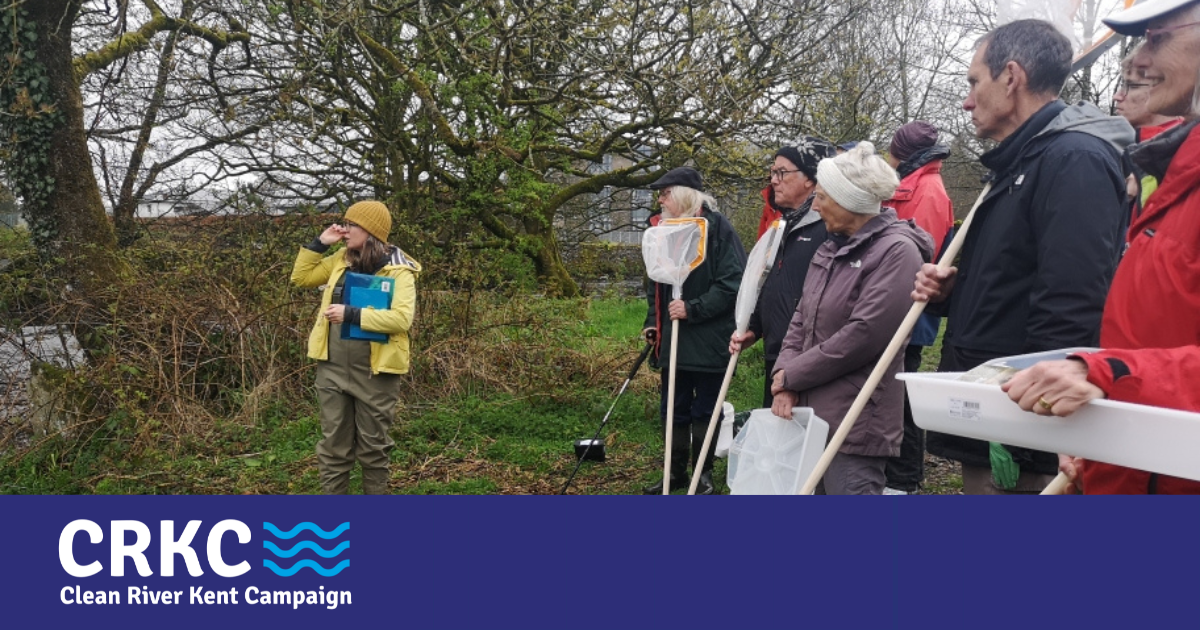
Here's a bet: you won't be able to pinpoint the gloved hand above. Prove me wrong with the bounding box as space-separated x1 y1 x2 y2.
989 442 1019 490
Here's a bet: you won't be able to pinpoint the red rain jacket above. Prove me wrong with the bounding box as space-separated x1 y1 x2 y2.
756 186 781 239
1075 121 1200 494
886 160 954 256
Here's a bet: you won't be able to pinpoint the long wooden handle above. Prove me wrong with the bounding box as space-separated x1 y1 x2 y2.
662 320 681 495
1040 472 1071 495
798 183 993 494
688 351 738 494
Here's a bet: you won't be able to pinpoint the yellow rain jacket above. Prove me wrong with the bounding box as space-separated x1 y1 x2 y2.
291 246 421 375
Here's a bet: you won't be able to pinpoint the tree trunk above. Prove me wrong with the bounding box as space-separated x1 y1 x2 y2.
24 0 124 292
523 219 580 298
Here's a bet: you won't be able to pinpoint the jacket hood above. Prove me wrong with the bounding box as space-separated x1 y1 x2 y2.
1036 100 1135 155
838 208 935 263
382 246 422 275
896 144 950 179
1130 117 1200 183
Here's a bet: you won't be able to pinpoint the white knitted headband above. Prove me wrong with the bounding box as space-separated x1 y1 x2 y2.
816 158 882 215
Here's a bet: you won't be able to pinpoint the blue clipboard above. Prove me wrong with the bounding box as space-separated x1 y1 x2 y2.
339 271 392 342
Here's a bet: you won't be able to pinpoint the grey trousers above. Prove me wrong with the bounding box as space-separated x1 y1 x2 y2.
315 324 401 494
816 452 888 495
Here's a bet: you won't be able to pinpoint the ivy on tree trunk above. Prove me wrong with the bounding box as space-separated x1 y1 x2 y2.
4 0 123 293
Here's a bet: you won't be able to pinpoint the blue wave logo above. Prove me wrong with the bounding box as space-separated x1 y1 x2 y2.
262 522 349 576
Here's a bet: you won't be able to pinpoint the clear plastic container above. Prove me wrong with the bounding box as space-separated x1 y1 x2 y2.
728 408 829 495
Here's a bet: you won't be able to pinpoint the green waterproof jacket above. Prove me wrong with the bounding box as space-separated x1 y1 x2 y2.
644 207 747 373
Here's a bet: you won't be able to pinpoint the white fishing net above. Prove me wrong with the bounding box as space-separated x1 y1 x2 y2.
995 0 1084 49
642 218 706 298
734 218 786 334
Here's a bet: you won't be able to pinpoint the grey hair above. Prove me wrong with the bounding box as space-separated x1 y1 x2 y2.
1194 67 1200 118
669 186 718 217
978 19 1072 96
1121 43 1143 76
1189 3 1200 117
828 142 899 203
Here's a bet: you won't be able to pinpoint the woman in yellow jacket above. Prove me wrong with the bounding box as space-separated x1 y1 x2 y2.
291 200 421 494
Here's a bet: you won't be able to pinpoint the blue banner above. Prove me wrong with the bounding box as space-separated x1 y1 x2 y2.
0 496 1196 629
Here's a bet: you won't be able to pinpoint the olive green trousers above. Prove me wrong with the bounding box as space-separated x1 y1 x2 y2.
315 324 400 494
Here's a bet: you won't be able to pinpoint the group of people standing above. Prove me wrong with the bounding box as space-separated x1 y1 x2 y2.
643 138 939 495
642 0 1200 496
287 0 1200 496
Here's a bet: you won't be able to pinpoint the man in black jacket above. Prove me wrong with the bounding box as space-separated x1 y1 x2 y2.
912 19 1134 494
730 137 838 406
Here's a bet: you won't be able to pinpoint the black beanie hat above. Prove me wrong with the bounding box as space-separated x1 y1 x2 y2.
774 136 837 181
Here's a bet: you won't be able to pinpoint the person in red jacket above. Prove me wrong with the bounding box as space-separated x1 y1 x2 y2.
882 121 954 494
755 186 784 239
1002 0 1200 494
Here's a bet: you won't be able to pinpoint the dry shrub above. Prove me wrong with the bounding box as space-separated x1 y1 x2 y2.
2 215 321 460
403 290 640 403
4 213 644 468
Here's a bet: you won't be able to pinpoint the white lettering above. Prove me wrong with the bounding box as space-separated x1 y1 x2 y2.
190 586 204 604
160 520 203 577
110 520 153 577
60 587 119 604
59 520 103 578
205 520 250 577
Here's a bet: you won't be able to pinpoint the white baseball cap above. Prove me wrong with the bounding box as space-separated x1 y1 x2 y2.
1103 0 1200 36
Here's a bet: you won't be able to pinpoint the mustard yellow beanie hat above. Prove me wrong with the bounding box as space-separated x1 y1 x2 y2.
344 200 392 243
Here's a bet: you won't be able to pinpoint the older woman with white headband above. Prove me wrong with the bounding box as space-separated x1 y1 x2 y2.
770 142 933 495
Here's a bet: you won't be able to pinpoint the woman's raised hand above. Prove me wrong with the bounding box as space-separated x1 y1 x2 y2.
319 224 349 245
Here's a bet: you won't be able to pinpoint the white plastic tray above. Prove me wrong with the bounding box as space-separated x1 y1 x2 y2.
899 371 1200 481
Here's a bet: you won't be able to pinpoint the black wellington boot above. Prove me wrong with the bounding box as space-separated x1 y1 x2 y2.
691 422 717 495
643 423 691 494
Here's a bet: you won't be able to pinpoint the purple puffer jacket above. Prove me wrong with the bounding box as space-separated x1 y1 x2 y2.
773 209 933 457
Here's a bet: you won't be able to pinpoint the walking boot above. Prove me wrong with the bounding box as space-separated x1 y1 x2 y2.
362 468 391 495
319 469 351 495
643 423 690 494
691 422 717 495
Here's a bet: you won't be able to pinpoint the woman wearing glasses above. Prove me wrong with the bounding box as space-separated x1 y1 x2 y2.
1115 43 1185 225
291 200 421 494
642 167 746 494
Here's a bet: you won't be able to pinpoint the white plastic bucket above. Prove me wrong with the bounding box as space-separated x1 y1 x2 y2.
728 408 829 495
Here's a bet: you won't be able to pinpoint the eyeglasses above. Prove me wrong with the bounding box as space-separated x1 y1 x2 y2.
1117 81 1151 94
770 168 803 181
1145 20 1200 51
657 188 672 198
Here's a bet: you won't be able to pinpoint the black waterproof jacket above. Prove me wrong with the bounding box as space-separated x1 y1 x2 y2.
748 198 827 362
644 207 747 373
927 100 1134 472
